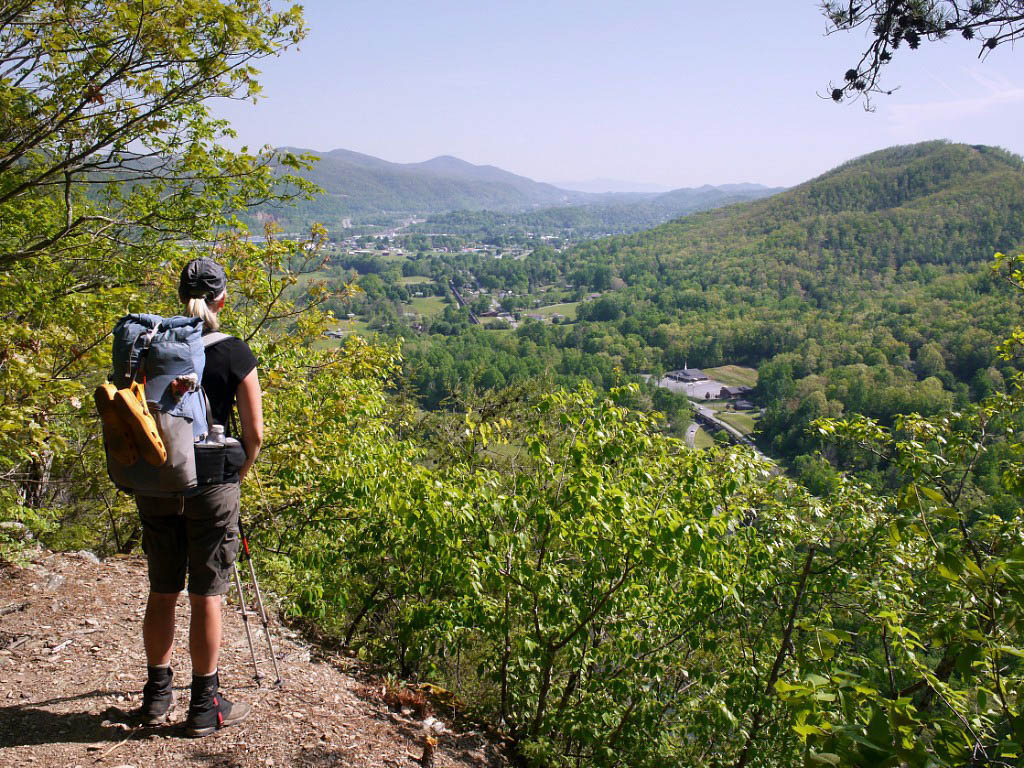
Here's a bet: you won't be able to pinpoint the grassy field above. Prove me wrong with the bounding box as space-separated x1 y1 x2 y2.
704 365 758 387
403 295 448 317
399 276 434 285
718 410 758 435
373 251 409 264
283 268 340 301
311 320 375 350
483 441 525 461
693 428 716 449
320 318 372 337
335 318 373 333
312 337 341 351
530 301 580 321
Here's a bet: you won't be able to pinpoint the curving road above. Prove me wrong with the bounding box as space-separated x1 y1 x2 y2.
685 422 700 448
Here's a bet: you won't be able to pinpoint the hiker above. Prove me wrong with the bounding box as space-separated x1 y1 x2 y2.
134 257 264 736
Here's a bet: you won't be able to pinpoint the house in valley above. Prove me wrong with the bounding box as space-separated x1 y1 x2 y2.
666 366 708 383
719 385 753 399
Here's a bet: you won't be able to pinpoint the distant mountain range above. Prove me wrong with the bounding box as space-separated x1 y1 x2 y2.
414 183 786 239
252 148 782 232
579 141 1024 288
267 147 589 218
551 178 675 194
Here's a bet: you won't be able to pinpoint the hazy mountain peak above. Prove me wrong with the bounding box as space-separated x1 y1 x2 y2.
789 140 1024 215
421 154 472 166
262 146 782 224
553 178 674 194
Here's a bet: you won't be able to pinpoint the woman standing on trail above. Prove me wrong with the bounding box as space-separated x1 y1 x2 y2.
134 257 264 736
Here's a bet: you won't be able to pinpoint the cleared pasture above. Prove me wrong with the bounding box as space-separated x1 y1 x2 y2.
530 301 580 321
703 365 758 387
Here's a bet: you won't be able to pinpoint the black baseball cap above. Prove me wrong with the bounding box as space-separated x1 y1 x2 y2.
178 257 227 303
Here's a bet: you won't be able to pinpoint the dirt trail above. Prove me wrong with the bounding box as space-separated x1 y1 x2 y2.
0 551 506 768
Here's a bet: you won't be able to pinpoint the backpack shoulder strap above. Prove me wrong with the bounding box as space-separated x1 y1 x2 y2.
200 332 232 431
201 332 232 349
130 327 160 385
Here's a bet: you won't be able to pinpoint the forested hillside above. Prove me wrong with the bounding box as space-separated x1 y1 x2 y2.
567 142 1023 458
393 142 1024 478
411 183 783 240
252 147 591 225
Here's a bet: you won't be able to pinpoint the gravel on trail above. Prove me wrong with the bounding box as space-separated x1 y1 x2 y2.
0 551 507 768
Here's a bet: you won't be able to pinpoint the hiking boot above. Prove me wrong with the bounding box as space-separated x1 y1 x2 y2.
135 665 175 725
185 671 251 737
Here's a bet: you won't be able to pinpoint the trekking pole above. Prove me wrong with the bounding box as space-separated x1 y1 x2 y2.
231 562 263 683
239 518 283 686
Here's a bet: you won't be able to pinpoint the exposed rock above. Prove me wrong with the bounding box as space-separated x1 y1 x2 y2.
74 550 101 564
0 522 32 541
44 574 64 591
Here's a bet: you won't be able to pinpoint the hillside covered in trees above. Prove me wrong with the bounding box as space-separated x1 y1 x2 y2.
247 147 780 233
410 182 784 240
391 142 1024 476
570 142 1022 451
270 147 588 215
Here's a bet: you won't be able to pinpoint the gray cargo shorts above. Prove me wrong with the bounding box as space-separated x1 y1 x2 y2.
135 484 241 596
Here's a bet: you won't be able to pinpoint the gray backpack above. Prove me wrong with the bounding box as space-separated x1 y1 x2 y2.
102 313 231 496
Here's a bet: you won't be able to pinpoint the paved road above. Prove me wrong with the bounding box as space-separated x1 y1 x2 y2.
692 404 772 463
648 374 770 461
685 422 699 448
694 404 746 444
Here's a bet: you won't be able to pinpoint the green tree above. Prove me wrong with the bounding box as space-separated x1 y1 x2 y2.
1 0 309 268
471 295 493 315
915 341 947 379
0 0 314 545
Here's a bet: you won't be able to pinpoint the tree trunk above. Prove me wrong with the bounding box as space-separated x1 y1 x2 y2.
734 546 815 768
529 649 555 739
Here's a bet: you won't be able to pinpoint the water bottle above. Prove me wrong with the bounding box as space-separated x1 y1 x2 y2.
195 424 226 484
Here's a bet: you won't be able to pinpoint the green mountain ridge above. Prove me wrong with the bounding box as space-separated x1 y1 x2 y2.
261 146 591 222
251 147 780 231
398 141 1024 465
592 140 1024 291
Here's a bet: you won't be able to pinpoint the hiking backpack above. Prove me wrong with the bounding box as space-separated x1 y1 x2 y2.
100 313 232 496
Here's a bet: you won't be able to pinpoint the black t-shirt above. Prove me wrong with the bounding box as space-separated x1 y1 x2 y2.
202 335 257 438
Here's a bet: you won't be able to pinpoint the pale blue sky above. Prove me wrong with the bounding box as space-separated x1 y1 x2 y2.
213 1 1024 188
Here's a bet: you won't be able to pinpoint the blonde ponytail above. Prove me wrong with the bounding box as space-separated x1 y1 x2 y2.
186 293 222 332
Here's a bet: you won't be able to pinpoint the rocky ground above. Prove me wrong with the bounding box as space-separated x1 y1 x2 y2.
0 551 508 768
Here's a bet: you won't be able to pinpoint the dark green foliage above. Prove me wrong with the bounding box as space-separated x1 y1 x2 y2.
392 142 1024 479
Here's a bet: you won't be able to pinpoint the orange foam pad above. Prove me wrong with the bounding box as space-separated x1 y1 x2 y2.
93 382 138 466
113 381 167 467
